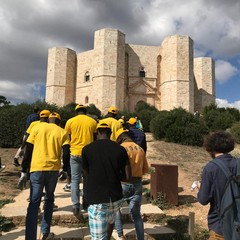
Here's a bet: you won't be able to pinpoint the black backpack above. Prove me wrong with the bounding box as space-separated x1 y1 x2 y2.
212 158 240 240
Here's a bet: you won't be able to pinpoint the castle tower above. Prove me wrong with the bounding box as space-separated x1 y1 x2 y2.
46 47 76 106
160 35 194 112
75 28 126 113
92 28 126 114
194 57 215 110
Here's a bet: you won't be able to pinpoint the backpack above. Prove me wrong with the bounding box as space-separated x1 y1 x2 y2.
212 158 240 240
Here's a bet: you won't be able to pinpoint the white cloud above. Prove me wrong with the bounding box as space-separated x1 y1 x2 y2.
216 98 240 110
215 60 239 84
142 0 240 57
0 80 44 104
0 0 240 104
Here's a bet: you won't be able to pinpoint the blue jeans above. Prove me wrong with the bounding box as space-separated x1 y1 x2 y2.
115 182 144 240
25 171 58 240
70 155 87 210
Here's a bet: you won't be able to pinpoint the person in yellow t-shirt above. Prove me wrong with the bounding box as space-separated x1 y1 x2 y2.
14 110 50 168
13 106 40 167
101 106 121 141
19 112 70 240
113 128 148 240
64 104 97 216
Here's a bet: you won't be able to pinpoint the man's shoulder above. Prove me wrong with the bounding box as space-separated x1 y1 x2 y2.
77 114 97 123
129 127 145 135
103 117 118 123
87 139 124 150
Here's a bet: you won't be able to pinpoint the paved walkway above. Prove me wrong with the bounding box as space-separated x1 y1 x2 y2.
1 181 175 240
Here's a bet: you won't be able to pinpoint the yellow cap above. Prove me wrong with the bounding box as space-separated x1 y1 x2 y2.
118 119 124 124
115 128 129 141
49 112 61 120
75 104 86 110
127 117 137 125
40 110 51 118
108 106 118 114
96 121 111 130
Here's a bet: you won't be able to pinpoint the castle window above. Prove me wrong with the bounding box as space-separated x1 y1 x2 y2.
85 96 89 104
139 67 145 77
85 71 90 82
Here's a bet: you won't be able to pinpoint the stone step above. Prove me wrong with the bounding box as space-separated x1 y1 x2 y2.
0 182 164 226
0 182 176 239
1 222 176 240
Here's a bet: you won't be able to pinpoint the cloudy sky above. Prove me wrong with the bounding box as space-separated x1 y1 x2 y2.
0 0 239 109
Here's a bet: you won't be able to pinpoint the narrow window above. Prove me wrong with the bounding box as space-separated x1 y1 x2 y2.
85 96 89 104
139 67 145 77
85 71 90 82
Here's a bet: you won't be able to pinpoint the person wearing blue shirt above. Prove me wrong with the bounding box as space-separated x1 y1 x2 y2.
127 117 147 153
197 131 239 239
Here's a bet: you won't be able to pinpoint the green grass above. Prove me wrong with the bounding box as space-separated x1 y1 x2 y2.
0 199 14 209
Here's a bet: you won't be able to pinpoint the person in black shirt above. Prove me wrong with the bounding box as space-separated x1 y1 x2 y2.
82 122 131 240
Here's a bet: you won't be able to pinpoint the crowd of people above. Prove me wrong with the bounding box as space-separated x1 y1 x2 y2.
14 104 148 240
5 103 240 240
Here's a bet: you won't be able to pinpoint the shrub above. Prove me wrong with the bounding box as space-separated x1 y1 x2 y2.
0 101 59 147
165 117 208 146
0 215 15 232
58 103 76 128
0 104 27 147
0 101 102 147
150 108 209 146
230 122 240 144
135 101 158 113
203 109 235 131
151 192 170 210
137 109 158 132
226 108 240 122
150 111 171 140
87 104 102 120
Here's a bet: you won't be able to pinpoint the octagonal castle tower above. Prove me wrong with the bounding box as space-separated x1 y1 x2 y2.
46 28 215 114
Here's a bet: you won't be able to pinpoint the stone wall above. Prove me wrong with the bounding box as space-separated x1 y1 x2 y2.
126 44 160 112
160 35 194 112
194 57 215 110
46 47 76 106
45 28 215 114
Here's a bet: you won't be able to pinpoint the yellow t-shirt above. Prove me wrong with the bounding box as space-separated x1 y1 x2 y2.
27 122 70 172
121 141 149 177
65 114 97 156
26 120 40 134
101 117 122 141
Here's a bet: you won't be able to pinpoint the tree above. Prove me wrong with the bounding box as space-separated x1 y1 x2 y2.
0 96 10 107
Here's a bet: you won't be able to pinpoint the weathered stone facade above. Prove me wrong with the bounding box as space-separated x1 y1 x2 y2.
46 28 215 114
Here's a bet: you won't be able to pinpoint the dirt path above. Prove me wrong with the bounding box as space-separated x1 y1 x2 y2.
146 139 209 229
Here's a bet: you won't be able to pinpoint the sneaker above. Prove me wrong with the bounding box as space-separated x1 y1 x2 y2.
13 158 20 167
72 207 80 216
42 232 55 240
63 183 71 192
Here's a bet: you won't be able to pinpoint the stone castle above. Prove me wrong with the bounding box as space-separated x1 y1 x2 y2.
46 28 215 114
